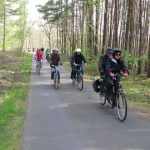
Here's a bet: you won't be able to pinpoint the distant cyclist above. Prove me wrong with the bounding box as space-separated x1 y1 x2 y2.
71 48 87 79
45 48 50 62
50 48 61 82
35 49 44 61
70 50 77 79
35 49 44 68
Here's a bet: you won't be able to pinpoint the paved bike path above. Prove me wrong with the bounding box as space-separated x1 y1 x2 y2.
23 60 150 150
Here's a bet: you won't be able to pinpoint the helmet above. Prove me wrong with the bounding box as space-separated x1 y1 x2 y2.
52 48 59 52
75 48 81 53
113 48 122 58
106 47 113 54
113 48 121 53
36 48 40 51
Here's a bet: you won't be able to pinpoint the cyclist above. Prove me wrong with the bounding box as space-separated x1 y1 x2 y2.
71 48 87 79
70 50 77 79
35 49 44 67
106 48 129 101
45 48 50 62
50 48 61 82
98 47 113 94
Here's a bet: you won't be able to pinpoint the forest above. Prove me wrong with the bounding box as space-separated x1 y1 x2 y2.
0 1 150 148
0 0 150 77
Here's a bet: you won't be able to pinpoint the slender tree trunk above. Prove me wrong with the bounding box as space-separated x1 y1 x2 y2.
102 0 108 53
81 1 85 50
125 0 130 51
128 0 134 53
87 0 94 53
137 0 142 74
94 0 100 55
147 37 150 78
108 2 113 47
113 0 118 47
3 0 6 52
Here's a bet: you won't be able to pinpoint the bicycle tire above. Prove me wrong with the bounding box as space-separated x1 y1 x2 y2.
77 74 83 90
99 93 106 105
36 63 40 75
116 92 127 122
72 79 75 84
54 73 58 89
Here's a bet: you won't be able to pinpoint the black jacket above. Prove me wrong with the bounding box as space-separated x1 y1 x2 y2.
50 53 60 66
72 53 86 65
106 58 127 74
98 54 110 75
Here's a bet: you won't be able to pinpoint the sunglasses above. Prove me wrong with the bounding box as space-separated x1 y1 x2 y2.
115 53 121 56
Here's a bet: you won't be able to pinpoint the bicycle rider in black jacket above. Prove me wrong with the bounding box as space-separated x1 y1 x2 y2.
71 48 87 79
98 47 113 93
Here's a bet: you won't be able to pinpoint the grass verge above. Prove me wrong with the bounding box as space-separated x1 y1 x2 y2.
0 51 32 150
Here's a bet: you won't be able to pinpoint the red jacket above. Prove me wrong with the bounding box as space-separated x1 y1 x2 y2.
35 52 43 60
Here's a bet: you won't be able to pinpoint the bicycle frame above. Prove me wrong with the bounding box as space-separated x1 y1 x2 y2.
99 73 127 122
36 60 41 75
72 65 84 90
51 65 60 89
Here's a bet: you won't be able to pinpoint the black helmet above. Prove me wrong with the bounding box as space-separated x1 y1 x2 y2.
113 48 121 53
113 48 122 57
106 47 113 54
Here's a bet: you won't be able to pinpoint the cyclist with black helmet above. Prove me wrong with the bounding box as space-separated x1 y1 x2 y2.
50 48 61 82
98 47 113 94
106 48 129 100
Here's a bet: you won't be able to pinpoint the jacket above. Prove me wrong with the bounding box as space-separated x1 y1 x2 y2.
73 53 86 65
50 53 60 66
106 58 127 74
35 52 43 60
98 54 110 75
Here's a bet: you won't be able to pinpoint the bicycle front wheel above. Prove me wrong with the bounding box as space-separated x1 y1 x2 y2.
54 73 58 89
77 74 83 91
99 92 106 105
116 92 127 122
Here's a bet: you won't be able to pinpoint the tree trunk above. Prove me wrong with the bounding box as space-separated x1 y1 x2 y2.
3 0 6 52
87 0 94 53
137 0 142 75
113 0 118 47
102 0 108 53
94 0 100 55
147 37 150 78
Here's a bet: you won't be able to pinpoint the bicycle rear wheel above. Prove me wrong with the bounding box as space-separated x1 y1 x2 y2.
36 63 40 75
116 92 127 122
77 74 83 91
54 73 58 89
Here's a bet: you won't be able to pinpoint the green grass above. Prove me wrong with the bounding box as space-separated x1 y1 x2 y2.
0 52 32 150
122 78 150 105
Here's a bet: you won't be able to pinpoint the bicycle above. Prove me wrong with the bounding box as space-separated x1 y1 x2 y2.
36 59 42 75
72 64 84 91
99 73 127 122
51 65 60 89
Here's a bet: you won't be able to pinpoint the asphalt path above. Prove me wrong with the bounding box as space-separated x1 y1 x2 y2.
23 60 150 150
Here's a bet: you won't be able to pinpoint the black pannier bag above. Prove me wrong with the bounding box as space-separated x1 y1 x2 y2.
93 79 101 92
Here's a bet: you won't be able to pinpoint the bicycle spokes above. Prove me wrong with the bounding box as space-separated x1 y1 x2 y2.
77 74 83 90
116 93 127 122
